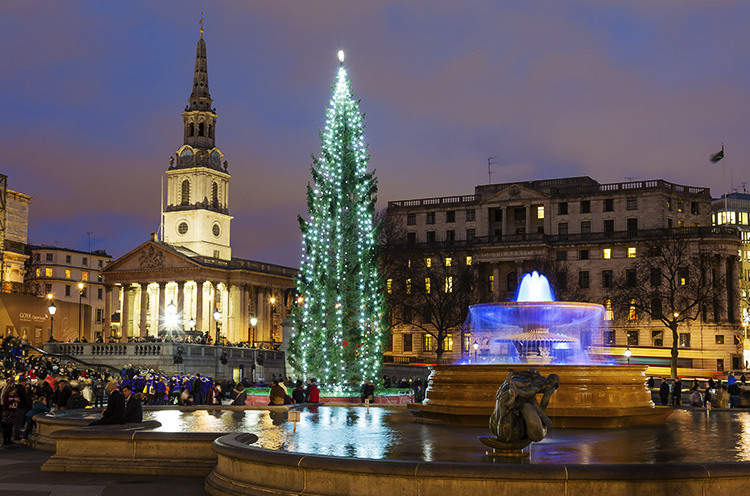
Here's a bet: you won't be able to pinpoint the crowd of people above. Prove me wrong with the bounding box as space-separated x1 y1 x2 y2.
651 373 749 408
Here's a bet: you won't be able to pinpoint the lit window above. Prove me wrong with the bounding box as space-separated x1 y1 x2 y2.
465 256 472 266
81 272 88 281
488 275 494 293
627 247 636 258
444 276 453 293
423 334 434 352
443 333 454 352
425 278 431 294
604 299 614 321
628 299 638 321
65 270 71 279
407 259 411 268
537 206 544 219
35 268 40 277
424 258 432 268
386 279 392 294
444 257 452 267
45 268 53 277
602 248 611 260
406 279 412 294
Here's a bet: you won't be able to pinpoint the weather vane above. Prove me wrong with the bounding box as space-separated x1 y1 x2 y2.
200 12 204 38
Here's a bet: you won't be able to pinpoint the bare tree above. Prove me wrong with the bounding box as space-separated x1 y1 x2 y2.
611 234 726 379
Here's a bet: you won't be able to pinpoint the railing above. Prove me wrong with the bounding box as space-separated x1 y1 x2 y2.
47 342 285 363
389 195 479 209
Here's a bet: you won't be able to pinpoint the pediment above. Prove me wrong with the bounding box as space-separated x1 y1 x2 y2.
103 240 202 274
482 184 549 204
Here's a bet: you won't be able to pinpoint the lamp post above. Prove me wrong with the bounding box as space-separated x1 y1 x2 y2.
78 282 85 341
213 308 221 346
250 317 257 347
473 340 479 363
188 318 195 332
624 347 632 365
47 297 57 342
166 301 176 339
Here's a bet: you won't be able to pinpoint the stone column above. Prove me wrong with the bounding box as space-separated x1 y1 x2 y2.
158 282 167 334
729 256 740 322
718 255 727 322
103 285 112 340
525 204 531 235
139 283 148 337
493 264 501 302
122 285 131 338
240 284 249 343
195 281 204 333
501 206 507 239
177 281 185 331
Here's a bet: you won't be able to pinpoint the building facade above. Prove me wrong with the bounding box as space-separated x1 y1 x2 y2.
386 176 743 375
26 247 111 341
1 185 33 291
102 29 296 346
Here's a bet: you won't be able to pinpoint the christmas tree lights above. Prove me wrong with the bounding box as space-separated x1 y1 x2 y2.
288 51 385 389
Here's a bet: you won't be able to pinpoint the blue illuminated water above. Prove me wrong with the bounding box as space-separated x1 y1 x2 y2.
516 271 554 302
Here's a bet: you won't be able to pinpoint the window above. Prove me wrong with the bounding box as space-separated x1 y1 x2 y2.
386 279 392 294
717 359 725 372
602 270 613 288
679 333 691 348
602 248 611 260
406 279 412 294
604 299 614 320
426 212 436 225
691 202 700 215
45 253 53 262
44 283 52 294
446 211 456 223
650 268 661 287
178 222 189 235
198 122 205 136
444 277 453 293
627 330 639 346
537 206 544 219
212 182 219 208
407 232 416 245
507 272 518 293
446 230 456 243
403 334 413 352
426 231 436 244
678 267 688 286
424 278 431 294
677 199 684 213
580 200 591 214
466 209 476 222
181 179 191 205
443 334 454 352
95 308 103 324
82 257 88 266
604 199 614 212
651 298 662 317
715 335 724 345
626 197 638 210
579 271 590 289
558 202 568 215
580 221 591 234
557 271 567 290
35 268 41 277
465 256 472 266
424 257 432 267
603 219 615 234
603 331 615 346
66 255 71 264
34 253 40 262
579 249 589 260
488 275 494 293
556 251 567 261
514 208 525 221
423 334 434 352
444 257 452 267
407 213 416 225
65 270 71 279
466 228 475 241
45 268 53 277
628 299 638 320
627 247 636 258
626 269 637 287
558 222 569 235
667 198 673 211
65 285 71 297
626 218 638 235
98 288 103 299
494 210 502 222
464 334 472 353
668 218 673 228
81 272 88 281
652 331 663 347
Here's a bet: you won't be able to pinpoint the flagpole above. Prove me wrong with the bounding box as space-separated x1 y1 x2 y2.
723 142 727 215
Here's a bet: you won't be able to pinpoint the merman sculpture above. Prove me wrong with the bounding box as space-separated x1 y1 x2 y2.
479 368 560 455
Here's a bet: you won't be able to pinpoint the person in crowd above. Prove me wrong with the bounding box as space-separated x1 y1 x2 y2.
361 380 375 403
292 380 306 404
715 385 730 408
123 385 143 423
66 386 89 410
89 382 126 426
305 378 320 404
269 379 286 405
232 384 248 406
704 382 714 408
672 378 682 406
689 388 703 407
647 376 655 389
659 378 670 406
55 380 72 410
22 395 52 444
1 385 20 446
13 376 29 441
728 380 742 408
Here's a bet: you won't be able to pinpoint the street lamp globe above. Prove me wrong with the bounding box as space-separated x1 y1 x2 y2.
188 318 195 331
48 301 57 316
624 347 632 365
213 309 221 321
250 317 257 327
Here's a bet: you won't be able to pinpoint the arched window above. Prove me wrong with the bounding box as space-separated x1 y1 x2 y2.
181 179 190 206
198 122 205 137
507 272 518 293
212 182 219 208
604 299 614 321
189 122 195 137
208 124 214 139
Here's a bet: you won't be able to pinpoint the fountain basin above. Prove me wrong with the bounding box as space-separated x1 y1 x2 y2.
409 364 672 427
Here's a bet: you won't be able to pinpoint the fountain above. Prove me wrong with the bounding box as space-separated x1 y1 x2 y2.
408 271 673 427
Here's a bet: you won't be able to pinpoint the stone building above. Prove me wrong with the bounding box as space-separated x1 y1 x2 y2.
101 29 296 345
386 176 743 374
712 192 750 322
1 184 33 290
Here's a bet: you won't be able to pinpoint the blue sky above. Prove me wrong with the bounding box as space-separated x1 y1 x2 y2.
3 1 749 267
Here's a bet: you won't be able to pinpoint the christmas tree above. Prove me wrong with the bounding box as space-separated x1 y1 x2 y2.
289 51 385 389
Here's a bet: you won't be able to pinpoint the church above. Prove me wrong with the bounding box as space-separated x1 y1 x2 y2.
101 26 297 345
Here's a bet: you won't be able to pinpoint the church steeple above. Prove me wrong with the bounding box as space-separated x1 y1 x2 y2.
188 13 212 112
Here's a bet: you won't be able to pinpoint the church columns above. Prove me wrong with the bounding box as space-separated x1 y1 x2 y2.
103 285 112 340
139 284 148 337
501 206 507 238
525 204 531 235
158 282 166 334
177 281 185 331
195 281 204 333
122 285 131 338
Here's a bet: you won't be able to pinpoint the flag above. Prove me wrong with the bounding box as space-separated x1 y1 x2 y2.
710 147 724 163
